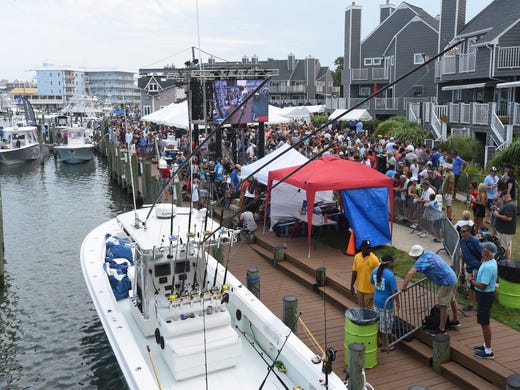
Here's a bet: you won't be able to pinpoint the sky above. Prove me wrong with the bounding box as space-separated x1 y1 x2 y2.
1 0 491 82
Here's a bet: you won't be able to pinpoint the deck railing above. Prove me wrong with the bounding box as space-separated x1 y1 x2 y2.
497 46 520 69
458 52 476 73
351 68 368 81
372 67 388 80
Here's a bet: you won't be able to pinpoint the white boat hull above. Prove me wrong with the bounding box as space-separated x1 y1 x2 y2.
81 205 347 390
55 145 95 163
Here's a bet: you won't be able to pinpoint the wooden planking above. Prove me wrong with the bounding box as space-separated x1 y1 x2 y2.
227 241 456 389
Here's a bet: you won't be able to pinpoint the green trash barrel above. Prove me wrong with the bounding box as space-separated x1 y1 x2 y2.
498 279 520 309
344 308 379 369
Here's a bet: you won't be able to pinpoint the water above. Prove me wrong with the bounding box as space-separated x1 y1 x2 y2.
0 156 133 389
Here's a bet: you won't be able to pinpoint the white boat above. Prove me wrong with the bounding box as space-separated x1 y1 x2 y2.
81 204 347 389
0 125 49 165
54 127 95 164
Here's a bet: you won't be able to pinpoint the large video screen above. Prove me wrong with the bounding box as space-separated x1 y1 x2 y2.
212 79 269 125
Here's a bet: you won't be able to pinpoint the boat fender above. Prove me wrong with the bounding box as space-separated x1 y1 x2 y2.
154 328 161 344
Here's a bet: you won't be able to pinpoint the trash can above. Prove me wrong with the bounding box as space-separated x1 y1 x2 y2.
498 260 520 309
344 308 379 368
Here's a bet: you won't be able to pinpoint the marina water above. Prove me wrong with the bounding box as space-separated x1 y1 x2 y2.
0 156 133 389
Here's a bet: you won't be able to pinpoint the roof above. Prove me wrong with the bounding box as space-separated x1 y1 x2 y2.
458 0 520 45
403 2 439 31
10 87 37 94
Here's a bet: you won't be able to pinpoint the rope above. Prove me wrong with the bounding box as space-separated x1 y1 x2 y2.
298 317 325 356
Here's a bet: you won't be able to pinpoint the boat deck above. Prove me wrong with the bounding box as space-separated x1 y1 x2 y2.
220 224 519 389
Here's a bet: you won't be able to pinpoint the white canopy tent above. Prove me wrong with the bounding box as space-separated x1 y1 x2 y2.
141 101 189 128
280 106 311 121
266 105 291 124
240 143 307 185
328 108 372 122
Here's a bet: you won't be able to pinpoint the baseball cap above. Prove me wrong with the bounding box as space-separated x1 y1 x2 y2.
480 241 497 254
409 245 424 257
444 163 452 170
490 166 498 172
380 253 395 264
360 240 371 250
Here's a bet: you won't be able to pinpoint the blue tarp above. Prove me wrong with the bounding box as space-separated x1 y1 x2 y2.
341 187 391 248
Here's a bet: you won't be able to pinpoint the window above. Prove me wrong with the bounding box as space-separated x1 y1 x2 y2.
372 57 382 66
412 85 423 97
359 87 370 96
149 83 159 92
414 53 425 64
364 58 372 66
143 105 151 115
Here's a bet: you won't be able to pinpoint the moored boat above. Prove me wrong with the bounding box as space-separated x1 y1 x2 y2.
81 204 347 389
54 127 95 164
0 125 49 165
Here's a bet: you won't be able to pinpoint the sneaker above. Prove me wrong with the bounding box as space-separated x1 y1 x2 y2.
473 345 485 352
474 350 494 360
419 231 428 238
410 223 418 229
462 305 474 311
428 327 447 335
433 238 442 243
448 320 461 329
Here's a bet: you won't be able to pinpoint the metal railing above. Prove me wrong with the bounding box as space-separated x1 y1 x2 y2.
458 52 476 73
351 68 369 81
382 277 439 351
497 46 520 69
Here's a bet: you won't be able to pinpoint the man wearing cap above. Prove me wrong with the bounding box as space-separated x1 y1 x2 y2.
442 163 455 220
494 190 516 259
467 241 498 359
402 245 460 334
351 240 380 308
484 167 499 224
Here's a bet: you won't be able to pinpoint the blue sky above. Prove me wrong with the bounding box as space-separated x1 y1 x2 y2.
1 0 490 81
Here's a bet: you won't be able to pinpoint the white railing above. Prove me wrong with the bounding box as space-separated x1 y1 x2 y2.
491 109 505 144
497 46 520 69
513 103 520 125
460 103 471 124
435 105 448 120
348 98 370 109
407 103 421 124
372 67 388 79
438 55 456 75
375 98 399 110
449 103 460 123
351 68 368 81
472 103 490 125
452 127 471 137
430 105 442 139
423 102 431 123
459 52 476 73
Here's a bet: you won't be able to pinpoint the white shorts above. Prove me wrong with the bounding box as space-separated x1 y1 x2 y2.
443 193 453 207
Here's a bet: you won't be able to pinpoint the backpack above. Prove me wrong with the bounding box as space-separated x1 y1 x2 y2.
423 305 450 331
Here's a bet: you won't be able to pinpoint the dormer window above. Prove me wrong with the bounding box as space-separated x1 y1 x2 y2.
148 82 159 92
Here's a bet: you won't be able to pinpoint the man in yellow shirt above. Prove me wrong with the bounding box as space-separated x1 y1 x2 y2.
351 240 380 308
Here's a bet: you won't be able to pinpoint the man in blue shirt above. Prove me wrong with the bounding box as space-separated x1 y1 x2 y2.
483 167 499 224
459 227 482 311
428 147 441 169
402 245 460 334
451 149 466 196
468 241 498 360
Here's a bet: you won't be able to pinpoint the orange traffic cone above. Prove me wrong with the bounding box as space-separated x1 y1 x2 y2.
345 229 356 255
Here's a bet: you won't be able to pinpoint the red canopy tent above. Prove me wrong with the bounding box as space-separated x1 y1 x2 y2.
266 156 394 256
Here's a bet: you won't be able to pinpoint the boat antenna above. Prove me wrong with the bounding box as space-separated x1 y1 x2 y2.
259 312 302 389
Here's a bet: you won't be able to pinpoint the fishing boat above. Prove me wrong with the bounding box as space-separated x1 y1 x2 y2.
0 125 49 165
81 203 347 389
54 127 95 164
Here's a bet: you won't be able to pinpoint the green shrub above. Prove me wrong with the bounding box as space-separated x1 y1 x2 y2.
444 135 483 165
375 116 429 145
490 137 520 171
312 114 329 127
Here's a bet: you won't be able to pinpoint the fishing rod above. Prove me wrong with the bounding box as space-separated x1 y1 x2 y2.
259 311 302 390
210 208 225 288
235 325 289 390
144 77 271 223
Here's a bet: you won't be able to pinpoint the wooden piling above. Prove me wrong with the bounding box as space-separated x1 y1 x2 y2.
347 343 365 390
282 295 298 334
432 333 450 373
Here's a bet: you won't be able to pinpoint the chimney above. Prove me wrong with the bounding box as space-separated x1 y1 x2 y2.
288 53 296 71
439 0 466 50
380 1 396 24
343 2 362 98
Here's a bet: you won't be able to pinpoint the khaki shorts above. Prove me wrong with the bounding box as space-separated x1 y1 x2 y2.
357 292 374 308
437 284 456 306
443 193 453 207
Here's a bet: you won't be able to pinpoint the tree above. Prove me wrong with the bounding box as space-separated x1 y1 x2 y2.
332 56 343 96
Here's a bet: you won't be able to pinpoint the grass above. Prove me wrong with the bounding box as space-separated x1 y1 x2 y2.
317 200 520 331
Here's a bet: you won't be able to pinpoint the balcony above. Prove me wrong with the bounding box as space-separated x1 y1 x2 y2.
436 55 456 76
372 67 388 80
497 46 520 69
269 85 305 93
458 53 476 73
351 68 368 81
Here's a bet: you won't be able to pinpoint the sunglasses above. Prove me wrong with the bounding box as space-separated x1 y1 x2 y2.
460 230 469 233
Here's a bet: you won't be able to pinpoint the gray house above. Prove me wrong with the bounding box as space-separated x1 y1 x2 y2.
340 1 439 118
409 0 520 159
